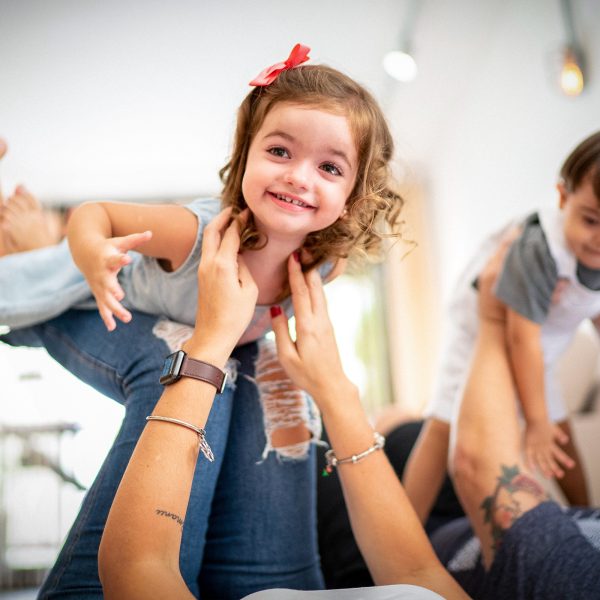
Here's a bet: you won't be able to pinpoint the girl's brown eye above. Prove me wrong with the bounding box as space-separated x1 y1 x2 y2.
269 147 289 158
321 162 342 176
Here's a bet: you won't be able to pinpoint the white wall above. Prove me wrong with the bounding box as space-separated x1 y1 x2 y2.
387 0 599 305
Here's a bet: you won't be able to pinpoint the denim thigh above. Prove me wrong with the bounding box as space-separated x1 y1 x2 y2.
199 344 324 599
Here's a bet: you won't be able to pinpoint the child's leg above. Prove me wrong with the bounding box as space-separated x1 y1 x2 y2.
555 419 590 506
2 310 237 599
199 341 323 599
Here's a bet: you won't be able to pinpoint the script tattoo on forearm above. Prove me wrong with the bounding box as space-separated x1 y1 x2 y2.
480 464 548 553
155 508 184 528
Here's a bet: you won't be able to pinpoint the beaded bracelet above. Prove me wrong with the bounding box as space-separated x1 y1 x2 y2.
146 415 214 462
322 432 385 476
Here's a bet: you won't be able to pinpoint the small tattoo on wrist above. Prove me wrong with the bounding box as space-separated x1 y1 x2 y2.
155 508 184 527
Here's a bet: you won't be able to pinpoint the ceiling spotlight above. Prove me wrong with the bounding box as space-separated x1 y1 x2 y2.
560 48 584 96
558 0 585 97
383 50 418 82
384 0 420 83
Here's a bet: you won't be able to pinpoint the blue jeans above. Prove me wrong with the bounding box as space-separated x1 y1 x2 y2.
3 309 323 599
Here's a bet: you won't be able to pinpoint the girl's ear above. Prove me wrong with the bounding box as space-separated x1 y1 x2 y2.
557 180 569 209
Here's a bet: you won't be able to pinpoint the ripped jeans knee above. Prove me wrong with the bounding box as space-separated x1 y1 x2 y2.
254 338 322 460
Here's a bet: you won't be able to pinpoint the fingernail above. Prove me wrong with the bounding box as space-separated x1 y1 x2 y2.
292 251 300 263
270 305 283 318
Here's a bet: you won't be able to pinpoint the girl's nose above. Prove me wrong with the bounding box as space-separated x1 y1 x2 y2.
285 162 310 190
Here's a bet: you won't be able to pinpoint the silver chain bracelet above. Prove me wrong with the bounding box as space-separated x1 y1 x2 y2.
146 415 214 462
322 432 385 476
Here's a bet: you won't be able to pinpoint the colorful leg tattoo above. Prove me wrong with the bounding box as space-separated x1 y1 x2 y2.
481 465 549 554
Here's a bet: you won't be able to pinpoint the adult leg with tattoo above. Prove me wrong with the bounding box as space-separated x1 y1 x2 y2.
449 257 548 569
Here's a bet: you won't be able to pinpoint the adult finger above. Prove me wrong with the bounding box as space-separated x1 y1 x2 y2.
305 268 328 315
287 252 313 320
271 305 299 370
201 207 233 260
218 210 248 259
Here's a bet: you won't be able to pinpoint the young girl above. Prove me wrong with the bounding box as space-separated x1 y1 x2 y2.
1 44 402 340
0 44 404 598
404 131 600 523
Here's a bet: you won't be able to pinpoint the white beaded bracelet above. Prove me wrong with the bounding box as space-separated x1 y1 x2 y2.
146 415 214 462
322 432 385 476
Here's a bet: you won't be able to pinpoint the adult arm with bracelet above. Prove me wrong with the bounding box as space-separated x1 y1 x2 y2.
98 207 258 599
270 256 468 599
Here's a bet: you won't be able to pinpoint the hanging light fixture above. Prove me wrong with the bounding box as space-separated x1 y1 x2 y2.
383 50 418 82
383 0 420 83
559 0 585 96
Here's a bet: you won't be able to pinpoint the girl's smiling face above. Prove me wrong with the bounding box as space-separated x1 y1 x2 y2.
241 102 358 247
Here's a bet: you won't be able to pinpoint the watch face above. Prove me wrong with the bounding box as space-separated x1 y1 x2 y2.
159 350 185 385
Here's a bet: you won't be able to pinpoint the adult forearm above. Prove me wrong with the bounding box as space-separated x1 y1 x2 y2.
318 385 465 596
99 340 228 595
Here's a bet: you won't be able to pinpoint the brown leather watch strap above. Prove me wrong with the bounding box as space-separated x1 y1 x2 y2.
180 355 227 393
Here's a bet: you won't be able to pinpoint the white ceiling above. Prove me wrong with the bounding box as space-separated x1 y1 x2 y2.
0 0 408 202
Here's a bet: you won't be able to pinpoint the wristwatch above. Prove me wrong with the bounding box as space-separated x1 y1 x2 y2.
160 350 227 393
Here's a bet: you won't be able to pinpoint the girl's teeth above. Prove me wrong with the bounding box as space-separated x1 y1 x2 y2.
277 194 307 207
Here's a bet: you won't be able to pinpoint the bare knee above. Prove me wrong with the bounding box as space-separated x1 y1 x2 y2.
449 439 479 494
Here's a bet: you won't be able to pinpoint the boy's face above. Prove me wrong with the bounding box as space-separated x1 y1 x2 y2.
560 176 600 269
241 102 357 248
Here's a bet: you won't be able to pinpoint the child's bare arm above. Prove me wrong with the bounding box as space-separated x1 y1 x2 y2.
403 418 450 524
505 308 574 478
68 201 198 330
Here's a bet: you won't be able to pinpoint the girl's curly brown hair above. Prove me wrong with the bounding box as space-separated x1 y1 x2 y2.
219 64 404 271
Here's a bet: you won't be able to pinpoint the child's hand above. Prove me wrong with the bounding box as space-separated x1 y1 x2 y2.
83 231 152 331
524 420 575 479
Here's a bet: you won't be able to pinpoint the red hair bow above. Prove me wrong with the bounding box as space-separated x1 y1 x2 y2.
249 43 311 87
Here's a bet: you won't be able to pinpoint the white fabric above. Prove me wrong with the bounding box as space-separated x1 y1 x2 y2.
242 585 444 600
